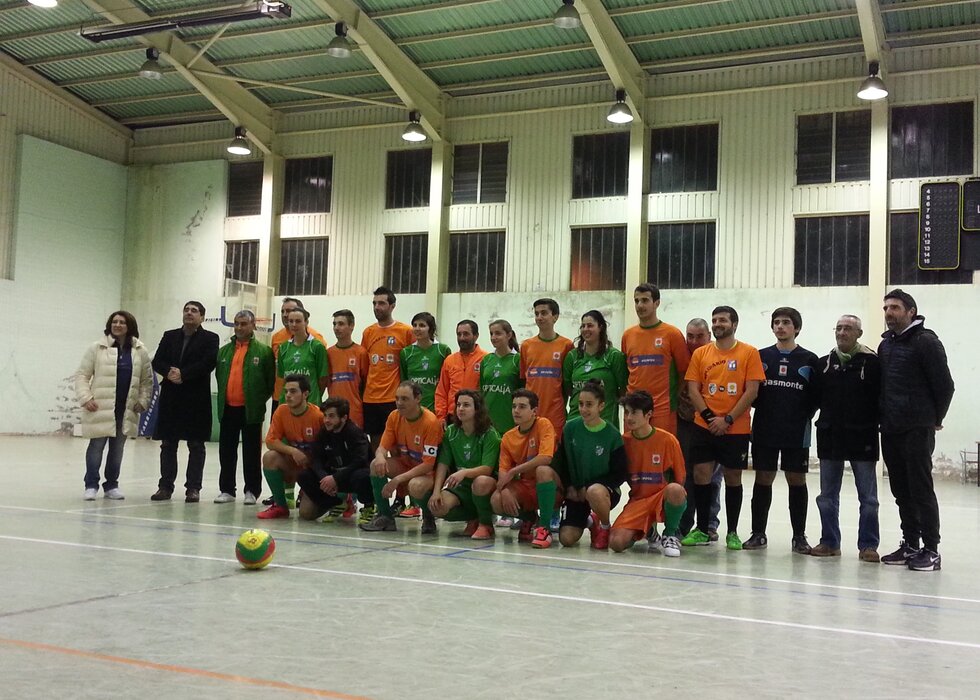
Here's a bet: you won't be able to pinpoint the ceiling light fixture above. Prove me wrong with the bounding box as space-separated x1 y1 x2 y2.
138 48 163 80
857 61 888 101
28 0 59 8
606 88 634 124
553 0 581 30
227 126 252 156
401 111 427 142
326 21 353 58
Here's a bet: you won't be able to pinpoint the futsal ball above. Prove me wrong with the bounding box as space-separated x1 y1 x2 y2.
236 529 276 570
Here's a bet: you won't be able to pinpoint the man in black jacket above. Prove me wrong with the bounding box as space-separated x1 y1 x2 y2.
295 397 374 521
877 290 955 572
811 314 881 562
151 301 219 503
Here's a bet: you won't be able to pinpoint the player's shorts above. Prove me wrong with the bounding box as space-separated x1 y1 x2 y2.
561 485 622 529
751 445 810 473
652 412 678 436
612 491 667 535
446 477 475 508
363 401 396 438
501 475 563 514
689 425 750 471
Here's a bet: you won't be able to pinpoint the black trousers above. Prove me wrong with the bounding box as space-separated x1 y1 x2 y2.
218 405 263 498
881 428 941 550
296 466 373 511
159 439 205 492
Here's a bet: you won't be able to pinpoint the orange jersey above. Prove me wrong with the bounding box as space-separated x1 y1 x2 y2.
361 321 414 403
272 326 326 402
265 403 324 452
621 322 690 419
498 417 556 476
434 346 488 419
380 406 444 471
623 428 686 499
519 335 573 435
326 342 369 429
685 341 765 434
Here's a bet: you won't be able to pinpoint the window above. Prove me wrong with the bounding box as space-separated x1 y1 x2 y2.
796 111 871 184
888 212 973 285
794 215 869 286
890 101 973 179
447 230 505 292
227 161 263 216
386 148 432 208
570 226 626 291
572 132 629 198
279 238 328 296
452 142 508 204
283 156 332 214
384 234 427 294
224 241 259 283
650 123 719 192
647 222 716 289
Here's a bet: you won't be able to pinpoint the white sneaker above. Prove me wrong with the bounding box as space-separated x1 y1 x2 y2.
213 492 236 504
104 488 125 500
647 532 663 553
243 491 257 505
663 535 681 557
496 516 514 528
83 488 98 501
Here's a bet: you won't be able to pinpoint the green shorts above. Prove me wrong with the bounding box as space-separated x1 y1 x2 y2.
445 477 477 521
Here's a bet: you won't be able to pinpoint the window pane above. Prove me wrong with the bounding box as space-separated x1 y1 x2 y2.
888 212 973 285
890 102 974 178
227 161 263 216
451 144 480 204
279 238 328 295
447 231 505 292
835 110 871 181
572 133 629 198
480 142 508 203
384 234 427 294
224 241 258 283
570 226 626 290
283 156 332 214
386 149 432 208
793 215 869 286
646 222 716 289
796 113 833 185
651 124 719 192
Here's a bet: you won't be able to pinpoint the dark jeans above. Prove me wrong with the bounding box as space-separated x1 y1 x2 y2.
218 405 262 498
84 419 125 491
295 466 373 510
677 418 722 534
159 439 206 492
881 428 941 551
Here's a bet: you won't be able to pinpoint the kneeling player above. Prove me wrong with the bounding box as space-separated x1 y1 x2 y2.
559 381 627 550
427 390 501 540
491 389 563 548
610 391 688 556
258 374 324 519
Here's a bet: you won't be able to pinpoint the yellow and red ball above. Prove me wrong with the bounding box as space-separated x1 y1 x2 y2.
235 529 276 570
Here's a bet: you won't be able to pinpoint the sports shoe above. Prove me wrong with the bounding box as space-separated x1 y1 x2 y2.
518 520 535 543
341 496 357 518
243 491 257 506
399 505 422 519
531 526 552 549
420 512 437 534
213 492 236 504
707 529 719 542
549 511 561 533
83 488 98 501
104 488 125 500
907 548 941 571
726 532 743 551
881 540 920 565
510 518 523 531
591 525 610 550
257 504 289 519
471 524 494 540
150 488 172 501
811 543 842 557
681 528 711 546
858 548 880 563
359 513 397 532
743 533 768 550
647 532 663 553
496 516 515 528
321 503 346 523
358 504 377 525
262 496 275 506
462 520 479 537
792 535 812 555
662 535 681 558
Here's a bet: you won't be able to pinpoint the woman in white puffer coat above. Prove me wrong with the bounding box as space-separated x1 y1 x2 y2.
74 310 154 500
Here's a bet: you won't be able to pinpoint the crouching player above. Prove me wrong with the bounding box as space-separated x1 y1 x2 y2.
610 391 688 556
427 390 501 540
559 380 627 550
360 380 444 533
491 389 563 548
293 397 374 522
258 374 324 519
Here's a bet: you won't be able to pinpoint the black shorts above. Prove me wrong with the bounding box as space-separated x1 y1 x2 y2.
561 486 622 529
751 445 809 473
689 425 750 471
363 402 396 438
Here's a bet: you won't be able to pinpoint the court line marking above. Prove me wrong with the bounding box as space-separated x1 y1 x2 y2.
0 636 370 699
3 534 980 652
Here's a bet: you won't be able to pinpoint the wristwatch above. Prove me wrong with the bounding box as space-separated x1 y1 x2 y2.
724 414 734 425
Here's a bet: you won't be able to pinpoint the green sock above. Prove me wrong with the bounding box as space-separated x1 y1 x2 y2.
413 492 433 518
284 484 295 508
473 492 494 526
371 476 392 516
664 499 687 537
263 467 287 508
536 481 557 527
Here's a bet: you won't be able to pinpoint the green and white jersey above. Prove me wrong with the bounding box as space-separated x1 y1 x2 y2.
480 351 523 433
562 417 625 489
399 342 452 411
277 336 329 405
437 423 502 475
562 346 629 428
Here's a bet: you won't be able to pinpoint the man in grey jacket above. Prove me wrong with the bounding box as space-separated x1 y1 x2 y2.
877 290 954 572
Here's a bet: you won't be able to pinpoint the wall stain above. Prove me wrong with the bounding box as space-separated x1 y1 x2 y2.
182 184 213 237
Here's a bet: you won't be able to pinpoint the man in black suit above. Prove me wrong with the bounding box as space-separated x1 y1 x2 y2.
151 301 219 502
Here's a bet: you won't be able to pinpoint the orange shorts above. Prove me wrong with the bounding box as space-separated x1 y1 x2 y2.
503 475 563 514
652 412 677 436
612 491 666 535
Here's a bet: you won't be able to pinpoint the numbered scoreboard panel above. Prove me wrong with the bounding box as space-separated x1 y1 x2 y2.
919 182 961 270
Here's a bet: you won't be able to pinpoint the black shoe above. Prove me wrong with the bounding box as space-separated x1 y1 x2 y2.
420 512 437 535
881 540 920 565
262 495 275 506
743 533 768 550
907 548 941 571
185 489 200 503
792 534 812 555
150 488 172 501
